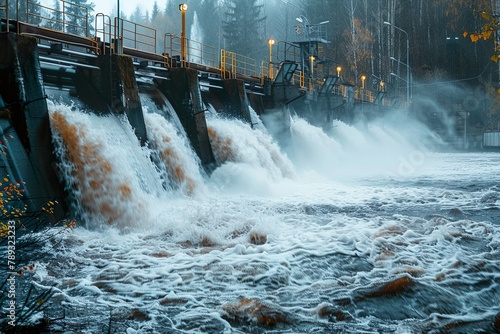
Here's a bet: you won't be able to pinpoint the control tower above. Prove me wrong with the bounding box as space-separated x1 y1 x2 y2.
292 15 331 87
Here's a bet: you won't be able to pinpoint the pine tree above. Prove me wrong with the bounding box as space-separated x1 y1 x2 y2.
46 0 63 32
222 0 266 60
197 0 222 49
151 1 160 22
65 0 95 36
8 0 41 24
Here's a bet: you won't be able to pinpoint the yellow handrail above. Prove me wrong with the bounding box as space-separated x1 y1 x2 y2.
220 49 257 79
115 17 156 54
164 33 218 69
2 0 348 92
333 84 347 97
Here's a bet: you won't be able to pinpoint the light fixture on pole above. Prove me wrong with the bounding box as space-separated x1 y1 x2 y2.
268 38 275 79
309 55 315 76
384 21 411 105
361 75 366 89
389 55 411 94
179 3 188 62
336 66 341 78
309 55 316 93
390 72 407 82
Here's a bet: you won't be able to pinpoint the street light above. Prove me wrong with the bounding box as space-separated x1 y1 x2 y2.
268 38 275 79
390 72 406 80
336 66 341 78
384 21 411 105
179 3 188 62
389 56 412 101
361 75 366 89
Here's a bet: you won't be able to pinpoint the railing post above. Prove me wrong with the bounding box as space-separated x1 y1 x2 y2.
220 49 224 78
231 52 236 79
62 0 66 34
85 7 88 37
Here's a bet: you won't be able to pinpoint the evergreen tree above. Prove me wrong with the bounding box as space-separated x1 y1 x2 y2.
47 0 63 31
222 0 266 60
8 0 41 23
165 0 176 15
197 0 222 49
151 1 160 22
65 0 95 37
130 6 144 25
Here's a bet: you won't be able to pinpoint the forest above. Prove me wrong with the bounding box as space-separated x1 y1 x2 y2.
115 0 500 134
110 0 499 86
6 0 500 132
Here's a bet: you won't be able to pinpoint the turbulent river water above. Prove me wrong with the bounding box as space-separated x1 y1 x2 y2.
21 100 500 333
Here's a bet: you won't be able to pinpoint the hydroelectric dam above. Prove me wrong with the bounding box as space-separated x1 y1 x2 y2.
0 1 391 223
2 2 500 334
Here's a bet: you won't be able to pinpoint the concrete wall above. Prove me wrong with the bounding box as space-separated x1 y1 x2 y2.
0 32 66 222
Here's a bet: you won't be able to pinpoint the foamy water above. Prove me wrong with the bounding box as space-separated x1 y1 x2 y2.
28 102 500 333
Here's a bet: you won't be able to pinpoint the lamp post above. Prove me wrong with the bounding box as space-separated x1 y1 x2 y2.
268 38 275 79
309 55 315 93
336 66 341 78
179 3 188 62
390 72 407 82
389 56 412 100
310 56 315 76
360 75 366 106
384 21 410 105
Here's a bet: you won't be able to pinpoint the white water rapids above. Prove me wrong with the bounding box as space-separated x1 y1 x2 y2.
24 101 500 333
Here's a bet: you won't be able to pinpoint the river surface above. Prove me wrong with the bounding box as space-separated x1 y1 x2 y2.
23 102 500 333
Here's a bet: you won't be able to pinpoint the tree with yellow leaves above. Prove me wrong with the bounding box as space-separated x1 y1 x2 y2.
464 9 500 62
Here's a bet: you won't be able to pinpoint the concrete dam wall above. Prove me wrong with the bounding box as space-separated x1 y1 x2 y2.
0 32 275 223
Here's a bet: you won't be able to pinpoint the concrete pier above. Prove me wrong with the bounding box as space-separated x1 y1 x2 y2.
0 33 65 221
158 67 216 170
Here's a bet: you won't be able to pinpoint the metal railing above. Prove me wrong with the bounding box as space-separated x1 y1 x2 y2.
1 0 385 103
1 0 98 53
355 88 375 103
277 41 300 63
293 71 304 87
260 61 277 81
94 13 112 54
26 0 90 37
164 33 218 69
333 84 348 97
220 49 258 79
164 33 182 67
115 17 156 54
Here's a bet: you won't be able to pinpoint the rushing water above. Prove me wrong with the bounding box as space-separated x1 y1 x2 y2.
26 101 500 333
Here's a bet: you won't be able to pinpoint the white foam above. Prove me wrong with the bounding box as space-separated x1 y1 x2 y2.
39 100 500 332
